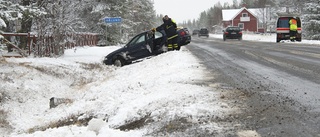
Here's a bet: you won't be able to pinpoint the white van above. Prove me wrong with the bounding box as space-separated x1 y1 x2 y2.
276 13 302 42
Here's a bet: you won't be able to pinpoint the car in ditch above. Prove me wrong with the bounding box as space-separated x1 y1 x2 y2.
103 30 167 67
223 26 242 41
157 27 191 50
276 13 302 42
177 27 191 48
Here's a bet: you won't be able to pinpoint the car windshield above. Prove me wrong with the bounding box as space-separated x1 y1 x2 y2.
277 17 289 28
227 27 240 31
154 31 163 39
277 17 301 28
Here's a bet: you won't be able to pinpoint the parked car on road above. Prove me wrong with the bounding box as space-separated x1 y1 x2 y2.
198 28 209 38
192 29 199 35
177 27 191 48
103 30 166 67
223 26 242 41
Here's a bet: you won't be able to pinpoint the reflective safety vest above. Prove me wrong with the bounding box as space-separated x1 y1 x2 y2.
289 19 297 31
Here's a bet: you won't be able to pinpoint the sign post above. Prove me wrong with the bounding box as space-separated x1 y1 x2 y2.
104 17 122 46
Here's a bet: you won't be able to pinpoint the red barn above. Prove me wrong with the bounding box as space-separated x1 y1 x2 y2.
222 7 261 32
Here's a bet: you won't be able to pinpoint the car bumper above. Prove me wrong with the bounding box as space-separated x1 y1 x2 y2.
103 57 113 65
198 34 209 36
224 34 242 39
180 37 191 46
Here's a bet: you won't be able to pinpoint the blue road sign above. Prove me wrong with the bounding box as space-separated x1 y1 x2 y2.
104 17 122 23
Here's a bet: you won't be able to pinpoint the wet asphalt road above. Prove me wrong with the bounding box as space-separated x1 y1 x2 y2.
185 36 320 137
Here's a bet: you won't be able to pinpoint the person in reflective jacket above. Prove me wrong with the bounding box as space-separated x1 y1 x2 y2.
289 17 298 42
154 15 179 51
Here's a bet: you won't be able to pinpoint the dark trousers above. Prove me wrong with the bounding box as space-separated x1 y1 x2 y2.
167 36 178 51
290 30 297 41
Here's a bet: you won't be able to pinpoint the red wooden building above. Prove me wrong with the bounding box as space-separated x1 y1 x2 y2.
222 7 261 32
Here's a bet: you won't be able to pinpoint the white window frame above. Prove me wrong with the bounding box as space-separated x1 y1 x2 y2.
238 23 244 29
242 13 248 17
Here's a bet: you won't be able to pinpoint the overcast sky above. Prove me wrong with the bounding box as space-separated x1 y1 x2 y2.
153 0 235 24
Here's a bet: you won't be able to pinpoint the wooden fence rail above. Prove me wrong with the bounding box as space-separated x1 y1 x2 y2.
1 32 99 57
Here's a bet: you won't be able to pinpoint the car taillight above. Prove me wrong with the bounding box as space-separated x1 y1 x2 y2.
224 32 229 34
180 31 185 36
239 32 242 34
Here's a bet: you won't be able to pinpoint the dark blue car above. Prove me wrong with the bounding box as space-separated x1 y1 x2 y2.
103 30 167 67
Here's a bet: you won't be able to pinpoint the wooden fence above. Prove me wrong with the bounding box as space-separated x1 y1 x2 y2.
1 32 99 57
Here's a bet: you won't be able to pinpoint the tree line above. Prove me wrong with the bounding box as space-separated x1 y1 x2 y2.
0 0 156 51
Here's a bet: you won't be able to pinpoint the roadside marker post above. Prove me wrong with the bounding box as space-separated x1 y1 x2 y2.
104 17 122 45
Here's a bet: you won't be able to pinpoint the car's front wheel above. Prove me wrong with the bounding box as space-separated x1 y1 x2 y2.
113 58 124 67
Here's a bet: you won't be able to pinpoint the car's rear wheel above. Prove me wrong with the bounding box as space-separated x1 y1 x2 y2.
296 38 302 42
113 58 124 67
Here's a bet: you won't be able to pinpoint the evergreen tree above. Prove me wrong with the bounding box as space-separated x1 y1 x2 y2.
198 11 208 29
302 1 320 40
0 0 43 49
232 0 240 8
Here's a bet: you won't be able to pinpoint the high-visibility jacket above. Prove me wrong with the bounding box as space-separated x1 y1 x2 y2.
156 18 178 40
289 18 298 31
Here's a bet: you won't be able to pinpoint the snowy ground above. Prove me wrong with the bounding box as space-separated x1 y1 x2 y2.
0 33 319 137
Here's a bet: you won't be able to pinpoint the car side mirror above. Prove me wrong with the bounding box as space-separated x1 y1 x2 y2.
222 30 225 32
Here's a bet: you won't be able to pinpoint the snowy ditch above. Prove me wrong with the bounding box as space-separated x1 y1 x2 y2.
0 47 236 136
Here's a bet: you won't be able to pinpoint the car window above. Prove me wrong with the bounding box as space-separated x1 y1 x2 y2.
277 17 301 28
277 17 289 28
227 27 240 31
128 34 146 46
136 35 145 43
154 31 163 39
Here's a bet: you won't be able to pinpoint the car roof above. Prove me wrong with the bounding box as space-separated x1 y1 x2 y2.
276 12 301 17
139 30 165 34
227 26 240 28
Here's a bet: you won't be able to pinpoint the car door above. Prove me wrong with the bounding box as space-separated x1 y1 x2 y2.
152 31 167 53
125 32 152 61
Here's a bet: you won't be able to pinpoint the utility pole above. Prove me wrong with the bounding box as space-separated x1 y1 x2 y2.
265 4 270 33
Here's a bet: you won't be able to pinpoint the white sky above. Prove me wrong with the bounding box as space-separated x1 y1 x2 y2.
153 0 235 23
